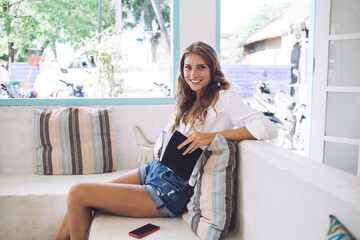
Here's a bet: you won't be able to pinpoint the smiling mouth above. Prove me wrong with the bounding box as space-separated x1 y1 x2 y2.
191 79 201 83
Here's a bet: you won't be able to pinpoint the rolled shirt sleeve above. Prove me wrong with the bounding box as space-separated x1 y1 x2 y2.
225 90 278 140
245 120 278 140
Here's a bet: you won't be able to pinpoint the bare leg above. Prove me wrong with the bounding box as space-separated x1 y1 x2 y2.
68 182 163 239
54 168 155 240
53 212 70 240
108 168 141 184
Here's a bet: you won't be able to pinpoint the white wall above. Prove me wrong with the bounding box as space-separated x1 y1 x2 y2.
179 0 217 53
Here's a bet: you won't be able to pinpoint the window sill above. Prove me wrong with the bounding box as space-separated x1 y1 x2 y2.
0 97 175 106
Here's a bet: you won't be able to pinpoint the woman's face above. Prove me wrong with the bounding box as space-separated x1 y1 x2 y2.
183 53 211 96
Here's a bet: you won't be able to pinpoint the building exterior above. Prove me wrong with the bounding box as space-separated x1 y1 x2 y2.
239 0 309 104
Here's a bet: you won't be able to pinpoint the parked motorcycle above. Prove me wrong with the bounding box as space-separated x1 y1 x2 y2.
252 80 306 150
153 82 171 97
1 84 16 98
1 83 38 98
49 68 86 98
50 79 86 98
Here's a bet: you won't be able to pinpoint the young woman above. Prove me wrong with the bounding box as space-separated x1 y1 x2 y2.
54 41 277 240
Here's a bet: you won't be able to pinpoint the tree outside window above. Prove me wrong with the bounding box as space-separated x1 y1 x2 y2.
0 0 171 99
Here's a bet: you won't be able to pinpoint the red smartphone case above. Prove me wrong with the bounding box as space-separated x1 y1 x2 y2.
129 223 160 238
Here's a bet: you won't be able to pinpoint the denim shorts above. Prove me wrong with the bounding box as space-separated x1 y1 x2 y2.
138 159 194 217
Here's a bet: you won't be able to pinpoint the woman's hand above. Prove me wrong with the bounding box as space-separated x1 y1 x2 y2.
177 132 217 155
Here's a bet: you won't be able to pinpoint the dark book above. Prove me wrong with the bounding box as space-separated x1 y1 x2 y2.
160 131 203 180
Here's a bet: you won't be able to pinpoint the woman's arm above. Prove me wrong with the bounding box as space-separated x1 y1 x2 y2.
216 126 256 141
178 91 278 155
178 126 255 155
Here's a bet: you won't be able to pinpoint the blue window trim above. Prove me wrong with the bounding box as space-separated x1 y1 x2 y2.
0 0 181 106
216 0 221 54
305 0 317 157
0 97 175 106
172 0 180 97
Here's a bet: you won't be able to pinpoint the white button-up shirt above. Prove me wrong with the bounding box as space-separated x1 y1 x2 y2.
154 89 278 186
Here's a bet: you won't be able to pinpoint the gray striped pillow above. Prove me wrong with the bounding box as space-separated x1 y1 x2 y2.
182 134 236 240
33 107 116 175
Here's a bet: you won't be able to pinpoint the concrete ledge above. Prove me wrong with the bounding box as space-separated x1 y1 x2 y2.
0 170 128 240
1 194 67 240
235 141 360 240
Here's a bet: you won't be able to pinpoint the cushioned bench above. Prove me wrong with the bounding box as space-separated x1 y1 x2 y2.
1 106 359 240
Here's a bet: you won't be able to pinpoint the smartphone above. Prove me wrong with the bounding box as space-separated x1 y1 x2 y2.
129 223 160 238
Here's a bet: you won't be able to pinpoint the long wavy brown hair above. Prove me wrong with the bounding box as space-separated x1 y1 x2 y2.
170 41 230 133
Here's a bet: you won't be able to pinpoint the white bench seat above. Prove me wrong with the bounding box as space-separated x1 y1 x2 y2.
0 170 128 240
0 171 126 195
89 213 200 240
1 141 360 240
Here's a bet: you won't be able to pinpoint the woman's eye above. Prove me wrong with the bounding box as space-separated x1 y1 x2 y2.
185 66 191 70
198 65 206 70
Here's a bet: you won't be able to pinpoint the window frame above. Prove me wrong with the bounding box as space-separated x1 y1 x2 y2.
310 0 360 175
0 0 181 106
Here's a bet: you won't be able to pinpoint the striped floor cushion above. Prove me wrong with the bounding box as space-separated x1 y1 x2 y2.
182 134 237 240
33 107 116 175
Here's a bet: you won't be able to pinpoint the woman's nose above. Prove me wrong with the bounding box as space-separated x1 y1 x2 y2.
190 69 197 77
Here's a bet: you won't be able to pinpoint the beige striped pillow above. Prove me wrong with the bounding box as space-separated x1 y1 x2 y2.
182 134 237 240
33 107 116 175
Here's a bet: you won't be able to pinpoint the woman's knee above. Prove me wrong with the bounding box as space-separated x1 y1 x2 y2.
67 183 89 208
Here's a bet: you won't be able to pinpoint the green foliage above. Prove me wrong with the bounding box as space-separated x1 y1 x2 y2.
84 27 123 97
0 0 169 64
222 1 294 64
121 0 169 32
237 2 293 41
121 0 170 62
1 0 40 61
0 0 115 62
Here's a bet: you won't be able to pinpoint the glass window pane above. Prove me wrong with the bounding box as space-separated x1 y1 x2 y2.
4 1 172 99
118 30 172 98
328 39 360 86
324 141 358 175
330 0 360 35
325 92 360 139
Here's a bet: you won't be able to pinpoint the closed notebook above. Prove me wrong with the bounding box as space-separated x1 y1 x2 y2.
160 130 203 180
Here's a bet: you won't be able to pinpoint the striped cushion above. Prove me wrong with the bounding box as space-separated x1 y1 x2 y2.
33 107 116 175
327 215 355 240
182 134 236 240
